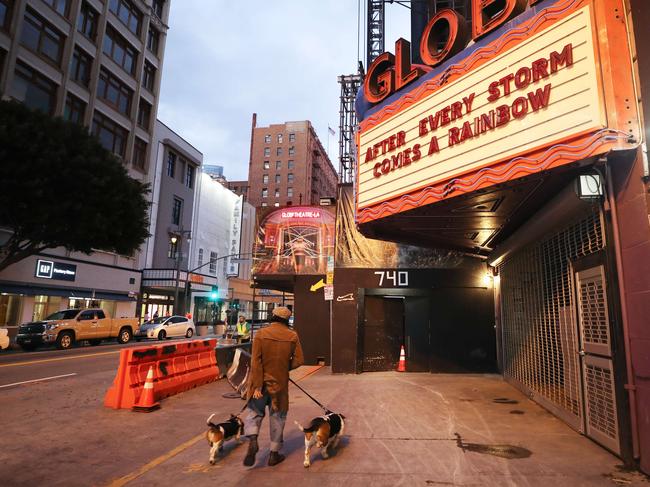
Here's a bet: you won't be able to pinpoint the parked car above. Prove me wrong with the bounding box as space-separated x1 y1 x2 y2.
135 315 195 340
15 309 138 351
0 327 9 351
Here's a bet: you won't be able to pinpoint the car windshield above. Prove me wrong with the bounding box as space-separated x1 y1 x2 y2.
45 310 81 320
144 317 166 324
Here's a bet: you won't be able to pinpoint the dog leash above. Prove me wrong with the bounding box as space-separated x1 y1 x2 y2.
289 377 332 414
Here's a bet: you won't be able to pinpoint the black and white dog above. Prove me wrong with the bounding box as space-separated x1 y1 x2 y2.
295 412 345 468
205 413 244 465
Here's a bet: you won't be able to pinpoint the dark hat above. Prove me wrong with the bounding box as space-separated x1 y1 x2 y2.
272 306 292 320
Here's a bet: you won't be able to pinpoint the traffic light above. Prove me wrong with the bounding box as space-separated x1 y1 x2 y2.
209 286 218 301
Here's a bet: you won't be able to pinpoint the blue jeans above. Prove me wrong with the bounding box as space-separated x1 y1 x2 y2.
244 393 287 452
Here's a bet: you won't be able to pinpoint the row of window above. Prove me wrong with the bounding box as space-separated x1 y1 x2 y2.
264 133 296 144
263 160 294 170
166 151 195 189
264 146 295 157
261 188 294 198
18 8 158 96
262 173 294 184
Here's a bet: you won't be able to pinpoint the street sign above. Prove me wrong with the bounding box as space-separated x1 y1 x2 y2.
324 284 333 301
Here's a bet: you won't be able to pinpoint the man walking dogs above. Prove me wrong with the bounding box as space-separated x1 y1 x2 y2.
243 306 304 467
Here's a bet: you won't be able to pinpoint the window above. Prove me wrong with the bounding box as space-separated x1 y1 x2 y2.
152 0 164 18
137 98 151 130
288 146 295 156
64 93 85 124
264 147 270 157
287 173 294 183
276 147 283 156
146 27 159 55
287 187 293 198
78 310 95 320
77 2 97 41
92 111 127 157
185 164 194 189
264 134 271 143
263 160 269 170
70 47 92 87
20 9 64 66
0 49 5 73
289 133 295 142
96 310 106 319
262 174 269 184
261 202 267 207
288 160 294 169
103 26 137 75
274 188 280 198
197 248 203 267
277 134 283 143
209 251 217 274
171 197 182 225
43 0 68 16
167 151 176 178
142 61 155 91
1 0 14 31
275 174 280 184
97 68 133 115
109 0 141 35
275 160 281 170
262 188 268 198
167 239 178 259
9 62 57 114
133 137 147 170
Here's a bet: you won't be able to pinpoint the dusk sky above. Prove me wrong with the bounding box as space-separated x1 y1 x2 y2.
157 1 410 181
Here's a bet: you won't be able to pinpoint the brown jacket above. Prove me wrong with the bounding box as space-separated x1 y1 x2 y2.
246 321 304 412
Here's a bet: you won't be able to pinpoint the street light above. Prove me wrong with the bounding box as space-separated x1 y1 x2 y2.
170 230 191 315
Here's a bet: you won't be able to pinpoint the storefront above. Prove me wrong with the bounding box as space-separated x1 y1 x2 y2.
0 253 140 335
354 0 649 470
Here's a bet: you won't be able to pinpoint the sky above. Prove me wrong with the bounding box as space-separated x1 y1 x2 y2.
157 1 410 181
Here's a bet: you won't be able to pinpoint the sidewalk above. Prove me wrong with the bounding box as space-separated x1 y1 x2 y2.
118 368 647 487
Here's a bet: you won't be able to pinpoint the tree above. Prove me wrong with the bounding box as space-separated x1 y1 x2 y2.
0 100 150 272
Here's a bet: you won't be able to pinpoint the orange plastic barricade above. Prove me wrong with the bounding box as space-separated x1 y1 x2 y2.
104 339 218 410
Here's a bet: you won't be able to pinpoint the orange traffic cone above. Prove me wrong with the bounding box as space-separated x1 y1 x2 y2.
132 366 160 412
397 345 406 372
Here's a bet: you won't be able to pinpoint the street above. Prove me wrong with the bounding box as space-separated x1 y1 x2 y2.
1 347 648 486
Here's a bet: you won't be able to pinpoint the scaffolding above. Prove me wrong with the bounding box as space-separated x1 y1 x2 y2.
338 71 363 184
366 0 385 68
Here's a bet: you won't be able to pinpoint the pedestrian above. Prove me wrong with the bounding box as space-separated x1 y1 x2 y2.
243 306 304 467
153 310 159 319
143 312 151 323
236 314 251 343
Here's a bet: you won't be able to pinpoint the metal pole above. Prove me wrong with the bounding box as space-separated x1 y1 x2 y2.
251 284 257 340
173 237 181 315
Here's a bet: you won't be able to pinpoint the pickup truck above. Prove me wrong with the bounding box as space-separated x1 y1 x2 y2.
15 308 138 351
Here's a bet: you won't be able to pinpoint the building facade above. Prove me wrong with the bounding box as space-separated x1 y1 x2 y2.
246 117 338 208
140 120 202 318
0 0 170 328
352 0 650 472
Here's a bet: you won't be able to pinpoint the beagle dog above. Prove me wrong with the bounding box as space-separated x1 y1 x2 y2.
205 413 244 465
295 412 345 468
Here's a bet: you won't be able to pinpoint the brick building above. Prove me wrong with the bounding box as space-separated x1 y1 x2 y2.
226 180 249 201
246 116 337 208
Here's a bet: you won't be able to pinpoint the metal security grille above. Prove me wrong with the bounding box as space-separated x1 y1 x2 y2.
577 267 611 354
584 356 619 449
499 209 604 428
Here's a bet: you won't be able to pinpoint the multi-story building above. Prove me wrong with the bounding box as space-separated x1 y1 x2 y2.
246 117 338 208
140 120 202 318
225 180 248 201
0 0 170 327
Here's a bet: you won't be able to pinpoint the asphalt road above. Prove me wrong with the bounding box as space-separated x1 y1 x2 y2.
0 336 209 389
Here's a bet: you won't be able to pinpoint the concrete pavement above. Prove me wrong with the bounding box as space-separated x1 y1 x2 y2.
1 364 648 486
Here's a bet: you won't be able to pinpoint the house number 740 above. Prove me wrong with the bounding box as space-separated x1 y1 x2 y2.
374 271 409 287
